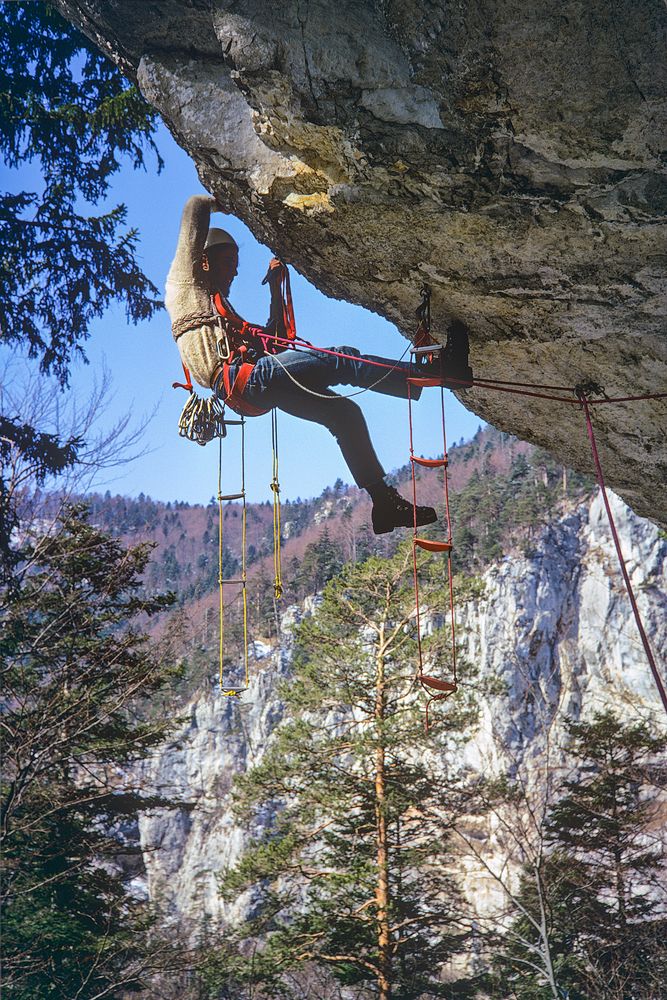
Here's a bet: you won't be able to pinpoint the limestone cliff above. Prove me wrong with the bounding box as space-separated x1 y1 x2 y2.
133 492 666 934
54 1 667 525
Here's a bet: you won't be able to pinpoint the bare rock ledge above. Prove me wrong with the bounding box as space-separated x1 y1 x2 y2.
56 0 667 524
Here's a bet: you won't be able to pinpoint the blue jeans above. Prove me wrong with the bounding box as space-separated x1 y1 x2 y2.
218 347 421 488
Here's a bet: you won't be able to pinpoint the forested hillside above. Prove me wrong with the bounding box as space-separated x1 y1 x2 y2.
132 480 666 1000
4 3 665 998
84 427 593 667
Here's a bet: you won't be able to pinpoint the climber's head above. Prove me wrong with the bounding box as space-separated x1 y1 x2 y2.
202 228 239 294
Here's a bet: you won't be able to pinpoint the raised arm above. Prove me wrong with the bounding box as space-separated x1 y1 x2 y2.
263 257 290 338
167 194 217 286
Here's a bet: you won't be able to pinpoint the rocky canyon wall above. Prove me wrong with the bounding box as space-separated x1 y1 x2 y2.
132 491 666 934
55 1 667 525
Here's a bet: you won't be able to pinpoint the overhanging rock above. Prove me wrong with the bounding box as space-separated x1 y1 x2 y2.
56 0 667 525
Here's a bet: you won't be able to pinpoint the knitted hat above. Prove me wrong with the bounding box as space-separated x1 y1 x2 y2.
204 228 238 251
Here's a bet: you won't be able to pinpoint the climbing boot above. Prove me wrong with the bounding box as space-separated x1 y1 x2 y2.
419 320 473 389
370 485 437 535
421 357 473 390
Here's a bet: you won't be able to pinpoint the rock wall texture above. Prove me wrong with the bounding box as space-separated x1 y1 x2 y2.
133 493 666 935
56 1 667 524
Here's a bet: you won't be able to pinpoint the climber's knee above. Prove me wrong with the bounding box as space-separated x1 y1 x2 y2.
326 397 364 434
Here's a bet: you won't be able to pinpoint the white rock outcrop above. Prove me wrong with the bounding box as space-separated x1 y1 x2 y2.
135 491 666 933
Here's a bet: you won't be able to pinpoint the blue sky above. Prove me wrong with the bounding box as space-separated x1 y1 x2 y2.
5 123 484 504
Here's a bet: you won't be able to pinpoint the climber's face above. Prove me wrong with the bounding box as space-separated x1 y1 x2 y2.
204 244 239 295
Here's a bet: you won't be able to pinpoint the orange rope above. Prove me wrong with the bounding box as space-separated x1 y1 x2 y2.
408 381 458 731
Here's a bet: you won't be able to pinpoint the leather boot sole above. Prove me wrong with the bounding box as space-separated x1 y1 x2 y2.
372 504 438 535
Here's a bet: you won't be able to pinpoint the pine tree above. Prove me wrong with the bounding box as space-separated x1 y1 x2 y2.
492 712 667 1000
293 527 344 598
0 2 161 567
209 546 481 999
1 505 182 998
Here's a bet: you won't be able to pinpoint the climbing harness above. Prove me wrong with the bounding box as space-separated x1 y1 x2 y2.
212 260 298 418
211 290 271 418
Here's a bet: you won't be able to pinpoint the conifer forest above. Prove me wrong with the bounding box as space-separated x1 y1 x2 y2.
1 3 665 999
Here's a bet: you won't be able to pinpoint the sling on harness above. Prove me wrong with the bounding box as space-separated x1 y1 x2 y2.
213 261 297 418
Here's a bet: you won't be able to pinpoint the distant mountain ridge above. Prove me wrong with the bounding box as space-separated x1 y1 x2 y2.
85 425 594 665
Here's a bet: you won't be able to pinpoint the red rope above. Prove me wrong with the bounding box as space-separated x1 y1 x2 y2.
409 382 458 731
408 380 425 676
587 393 667 405
260 332 667 406
473 381 667 406
440 389 457 690
579 395 667 716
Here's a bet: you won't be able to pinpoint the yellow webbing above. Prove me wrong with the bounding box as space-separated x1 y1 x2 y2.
271 409 283 601
240 417 249 689
217 420 249 697
218 435 225 690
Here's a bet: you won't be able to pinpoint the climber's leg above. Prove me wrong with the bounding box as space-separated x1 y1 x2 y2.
256 381 385 489
239 377 437 533
246 347 422 401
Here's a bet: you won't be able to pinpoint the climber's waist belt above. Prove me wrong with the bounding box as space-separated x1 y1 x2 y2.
212 360 269 418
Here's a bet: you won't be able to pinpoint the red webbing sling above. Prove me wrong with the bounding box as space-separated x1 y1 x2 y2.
214 261 296 418
219 356 268 418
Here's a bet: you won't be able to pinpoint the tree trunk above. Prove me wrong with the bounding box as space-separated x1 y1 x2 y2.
375 635 391 1000
611 785 627 930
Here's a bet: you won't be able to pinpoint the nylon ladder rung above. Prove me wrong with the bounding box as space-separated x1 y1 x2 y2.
218 492 244 501
418 674 457 693
220 578 246 586
224 419 244 426
411 456 448 468
407 376 445 388
414 537 452 553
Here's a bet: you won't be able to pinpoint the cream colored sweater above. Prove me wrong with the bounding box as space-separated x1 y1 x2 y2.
165 195 221 389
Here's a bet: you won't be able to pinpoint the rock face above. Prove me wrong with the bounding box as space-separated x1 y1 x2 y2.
56 1 667 525
134 493 666 934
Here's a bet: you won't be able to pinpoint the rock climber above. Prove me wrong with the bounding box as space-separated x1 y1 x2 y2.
166 195 471 534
